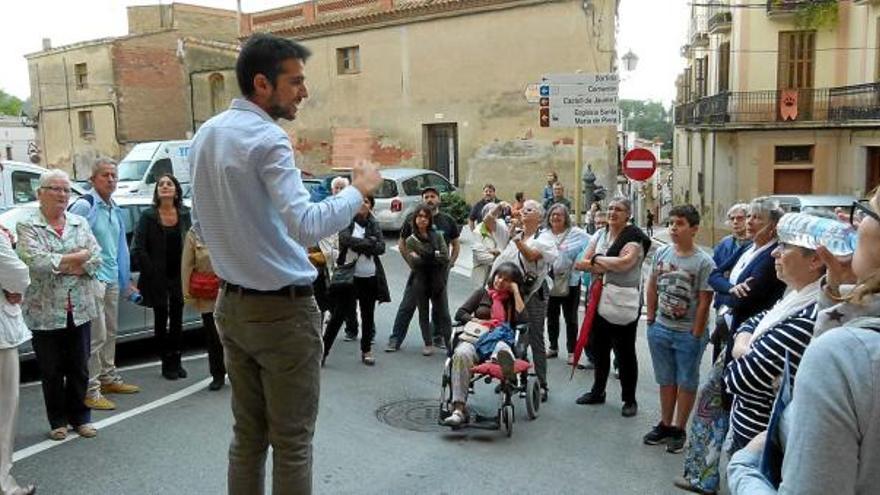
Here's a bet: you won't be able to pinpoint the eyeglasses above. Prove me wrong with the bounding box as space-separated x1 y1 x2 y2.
41 186 71 194
851 200 880 227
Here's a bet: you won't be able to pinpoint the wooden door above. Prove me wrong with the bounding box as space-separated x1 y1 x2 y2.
773 168 813 194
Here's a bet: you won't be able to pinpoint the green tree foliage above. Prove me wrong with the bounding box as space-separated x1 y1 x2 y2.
619 99 673 158
440 192 470 226
0 89 23 117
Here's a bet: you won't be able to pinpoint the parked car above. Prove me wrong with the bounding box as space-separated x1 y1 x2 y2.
1 195 202 359
372 168 456 231
0 160 86 212
766 194 857 216
115 140 192 197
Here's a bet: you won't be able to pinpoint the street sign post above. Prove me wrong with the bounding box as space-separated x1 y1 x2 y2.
622 147 657 182
539 73 619 128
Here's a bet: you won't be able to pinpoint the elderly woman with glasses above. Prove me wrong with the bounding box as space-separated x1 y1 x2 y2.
544 203 589 363
491 199 558 401
708 203 752 363
16 170 102 441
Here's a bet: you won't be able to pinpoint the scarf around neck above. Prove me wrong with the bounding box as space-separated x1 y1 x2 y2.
487 288 510 322
749 279 821 346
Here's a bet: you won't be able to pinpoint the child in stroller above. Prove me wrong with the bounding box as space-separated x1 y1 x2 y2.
442 262 527 427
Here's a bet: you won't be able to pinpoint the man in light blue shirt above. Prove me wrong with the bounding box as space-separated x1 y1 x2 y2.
190 33 381 495
69 158 140 412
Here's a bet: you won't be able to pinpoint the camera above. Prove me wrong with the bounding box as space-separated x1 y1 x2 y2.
522 272 538 290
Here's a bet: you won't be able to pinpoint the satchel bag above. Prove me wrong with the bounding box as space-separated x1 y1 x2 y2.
597 281 641 325
549 266 571 297
329 256 359 291
458 320 491 344
190 271 220 300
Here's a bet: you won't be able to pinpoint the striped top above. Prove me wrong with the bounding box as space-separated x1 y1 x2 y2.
724 303 818 448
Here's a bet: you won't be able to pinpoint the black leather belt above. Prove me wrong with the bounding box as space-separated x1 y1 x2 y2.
221 281 313 298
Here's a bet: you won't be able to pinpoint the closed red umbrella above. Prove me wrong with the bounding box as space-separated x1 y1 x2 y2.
571 277 603 379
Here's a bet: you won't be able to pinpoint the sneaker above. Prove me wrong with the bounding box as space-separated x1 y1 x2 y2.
48 427 67 441
343 332 357 342
621 401 638 417
443 409 465 426
101 381 140 394
384 339 399 352
84 395 116 411
643 422 674 445
421 346 434 356
666 428 687 453
540 386 549 403
362 352 376 366
75 424 97 438
575 391 606 405
546 349 559 359
496 351 515 382
673 477 717 495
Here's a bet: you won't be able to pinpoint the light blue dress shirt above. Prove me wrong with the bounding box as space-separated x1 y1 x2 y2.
189 98 363 290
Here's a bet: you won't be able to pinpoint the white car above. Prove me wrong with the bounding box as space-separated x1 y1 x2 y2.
372 168 456 231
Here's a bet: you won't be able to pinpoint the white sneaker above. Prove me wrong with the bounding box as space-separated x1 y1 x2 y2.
443 409 465 426
496 350 516 382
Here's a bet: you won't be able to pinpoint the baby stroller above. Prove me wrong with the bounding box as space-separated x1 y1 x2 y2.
437 320 541 437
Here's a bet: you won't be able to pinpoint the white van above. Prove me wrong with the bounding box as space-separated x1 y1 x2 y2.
0 160 84 212
116 140 191 196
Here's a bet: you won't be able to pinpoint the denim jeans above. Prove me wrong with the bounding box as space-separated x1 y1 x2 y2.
647 321 709 391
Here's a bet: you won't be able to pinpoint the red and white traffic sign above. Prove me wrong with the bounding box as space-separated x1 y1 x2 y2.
622 148 657 181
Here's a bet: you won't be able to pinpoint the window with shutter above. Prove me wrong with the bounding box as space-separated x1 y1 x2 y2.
718 42 730 93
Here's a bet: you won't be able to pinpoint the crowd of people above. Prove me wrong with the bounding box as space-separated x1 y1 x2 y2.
1 32 878 495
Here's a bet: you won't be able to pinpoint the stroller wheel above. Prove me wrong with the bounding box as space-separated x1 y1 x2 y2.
526 379 540 420
501 405 514 437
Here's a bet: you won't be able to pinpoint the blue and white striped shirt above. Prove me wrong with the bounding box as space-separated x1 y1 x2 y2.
190 98 363 290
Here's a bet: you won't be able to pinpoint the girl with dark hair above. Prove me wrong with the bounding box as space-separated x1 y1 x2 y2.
321 195 390 366
405 204 450 356
443 262 527 426
131 173 192 379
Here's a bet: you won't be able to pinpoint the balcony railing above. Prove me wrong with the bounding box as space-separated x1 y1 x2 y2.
708 9 732 33
674 83 880 126
766 0 828 15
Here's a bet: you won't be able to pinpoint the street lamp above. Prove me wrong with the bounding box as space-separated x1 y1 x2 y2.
621 49 639 72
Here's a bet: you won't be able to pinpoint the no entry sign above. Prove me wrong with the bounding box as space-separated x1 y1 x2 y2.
622 148 657 181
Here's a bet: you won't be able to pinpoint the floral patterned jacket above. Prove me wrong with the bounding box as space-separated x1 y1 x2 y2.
16 209 101 330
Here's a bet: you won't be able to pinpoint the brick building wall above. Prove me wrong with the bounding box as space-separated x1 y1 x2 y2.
113 31 191 144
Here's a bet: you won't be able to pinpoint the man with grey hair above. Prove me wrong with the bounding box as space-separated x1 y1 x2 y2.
491 198 558 400
706 202 752 362
330 176 349 195
69 157 140 411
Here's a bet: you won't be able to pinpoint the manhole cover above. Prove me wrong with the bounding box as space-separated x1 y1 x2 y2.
376 399 444 432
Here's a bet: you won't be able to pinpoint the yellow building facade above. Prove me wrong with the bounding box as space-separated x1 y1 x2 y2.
674 0 880 244
240 0 619 203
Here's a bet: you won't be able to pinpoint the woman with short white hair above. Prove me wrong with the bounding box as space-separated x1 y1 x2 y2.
471 201 509 288
17 169 102 441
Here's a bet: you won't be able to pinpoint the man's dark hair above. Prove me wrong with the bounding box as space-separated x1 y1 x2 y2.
515 192 524 202
483 184 495 192
669 204 701 227
236 34 312 97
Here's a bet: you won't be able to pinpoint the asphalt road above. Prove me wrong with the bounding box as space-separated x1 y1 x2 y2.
12 239 703 495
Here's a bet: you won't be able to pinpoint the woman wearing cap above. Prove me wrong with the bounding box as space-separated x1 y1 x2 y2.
471 201 510 288
727 193 880 494
719 222 824 454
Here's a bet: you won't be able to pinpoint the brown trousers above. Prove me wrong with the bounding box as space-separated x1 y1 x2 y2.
215 288 323 495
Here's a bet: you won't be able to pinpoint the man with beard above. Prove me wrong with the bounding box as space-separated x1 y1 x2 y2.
386 186 460 352
190 34 381 495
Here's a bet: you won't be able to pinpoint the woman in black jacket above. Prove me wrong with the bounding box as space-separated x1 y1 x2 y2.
405 204 450 356
131 173 192 380
322 196 390 366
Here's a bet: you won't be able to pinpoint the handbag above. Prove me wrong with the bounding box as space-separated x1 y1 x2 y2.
597 281 640 325
458 320 490 344
549 230 572 297
190 271 220 300
329 255 359 291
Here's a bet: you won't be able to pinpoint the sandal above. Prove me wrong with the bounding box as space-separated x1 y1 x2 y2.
48 427 67 441
75 424 97 438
